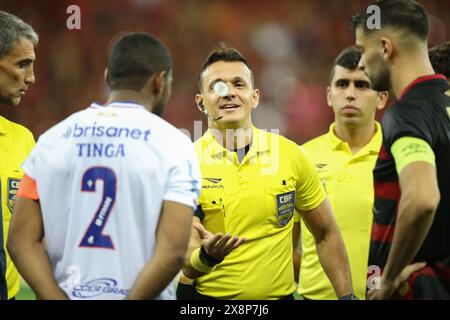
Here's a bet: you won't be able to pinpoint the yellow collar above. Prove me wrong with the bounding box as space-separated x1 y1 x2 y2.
328 122 382 155
0 116 9 134
203 126 271 159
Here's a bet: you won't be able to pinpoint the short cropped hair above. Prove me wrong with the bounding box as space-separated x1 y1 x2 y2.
350 0 428 40
330 46 363 83
0 10 38 58
107 32 172 91
198 43 254 91
429 41 450 79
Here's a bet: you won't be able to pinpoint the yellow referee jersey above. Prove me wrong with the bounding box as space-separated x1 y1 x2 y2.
194 126 325 299
298 122 382 300
0 116 34 299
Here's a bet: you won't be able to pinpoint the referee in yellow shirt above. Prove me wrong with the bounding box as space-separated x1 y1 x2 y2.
294 46 388 300
178 44 355 300
0 10 37 300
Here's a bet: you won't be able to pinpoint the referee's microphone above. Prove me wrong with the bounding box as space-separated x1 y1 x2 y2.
199 101 223 121
208 112 223 121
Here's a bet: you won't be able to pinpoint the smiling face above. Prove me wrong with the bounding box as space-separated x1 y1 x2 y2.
356 28 392 93
197 61 259 129
328 65 385 129
0 37 36 106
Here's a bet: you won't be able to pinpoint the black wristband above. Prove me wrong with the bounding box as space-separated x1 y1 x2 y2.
199 246 224 267
339 293 359 300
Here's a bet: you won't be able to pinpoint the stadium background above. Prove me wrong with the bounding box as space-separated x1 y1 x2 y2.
0 0 448 300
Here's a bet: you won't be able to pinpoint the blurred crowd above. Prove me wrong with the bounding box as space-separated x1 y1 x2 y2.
1 0 449 143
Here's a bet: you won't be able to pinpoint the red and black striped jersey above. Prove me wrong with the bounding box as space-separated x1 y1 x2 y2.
369 75 450 270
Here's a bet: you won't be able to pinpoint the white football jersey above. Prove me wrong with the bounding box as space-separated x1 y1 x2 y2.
22 102 201 300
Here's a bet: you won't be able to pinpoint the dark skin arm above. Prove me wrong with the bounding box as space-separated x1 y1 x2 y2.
127 200 193 299
8 197 68 300
368 162 439 300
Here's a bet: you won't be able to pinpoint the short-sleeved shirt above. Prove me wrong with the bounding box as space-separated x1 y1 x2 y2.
19 102 201 300
0 116 35 299
194 126 325 299
299 122 382 300
369 75 450 272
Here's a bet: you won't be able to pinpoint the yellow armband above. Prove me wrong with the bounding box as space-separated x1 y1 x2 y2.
190 248 214 273
391 137 435 174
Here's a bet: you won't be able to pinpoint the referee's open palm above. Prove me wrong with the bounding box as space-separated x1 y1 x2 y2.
192 222 246 261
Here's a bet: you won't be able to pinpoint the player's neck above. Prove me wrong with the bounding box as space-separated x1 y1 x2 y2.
334 121 377 155
106 90 153 111
208 123 253 151
391 51 435 98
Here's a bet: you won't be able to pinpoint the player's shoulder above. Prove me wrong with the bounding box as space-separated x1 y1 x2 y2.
0 115 33 138
382 99 429 132
193 132 208 149
135 112 195 160
149 114 193 146
302 133 328 153
37 109 86 144
385 98 420 116
261 128 298 152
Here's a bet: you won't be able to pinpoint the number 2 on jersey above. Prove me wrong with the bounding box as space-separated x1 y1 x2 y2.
79 167 116 249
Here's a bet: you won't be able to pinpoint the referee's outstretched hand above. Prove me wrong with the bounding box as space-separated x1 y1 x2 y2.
192 222 247 261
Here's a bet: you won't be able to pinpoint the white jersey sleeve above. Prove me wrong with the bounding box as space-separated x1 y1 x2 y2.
21 143 38 179
163 138 201 210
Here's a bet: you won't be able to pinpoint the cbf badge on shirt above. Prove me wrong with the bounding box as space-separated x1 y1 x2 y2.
7 178 21 213
276 191 295 226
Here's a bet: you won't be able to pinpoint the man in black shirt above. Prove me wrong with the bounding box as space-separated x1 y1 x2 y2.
351 0 450 299
430 41 450 85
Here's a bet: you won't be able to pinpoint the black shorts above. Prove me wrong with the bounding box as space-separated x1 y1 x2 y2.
193 290 295 300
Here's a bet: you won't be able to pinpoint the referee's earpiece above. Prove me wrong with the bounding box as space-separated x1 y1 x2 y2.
197 99 222 121
198 100 207 115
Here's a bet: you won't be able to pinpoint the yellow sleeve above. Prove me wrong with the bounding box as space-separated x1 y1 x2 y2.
293 209 301 222
391 137 435 174
295 146 326 211
27 129 35 152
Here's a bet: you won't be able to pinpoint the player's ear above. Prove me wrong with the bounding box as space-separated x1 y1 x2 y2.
376 91 389 111
195 94 204 113
104 68 110 86
380 37 393 61
152 71 167 95
326 86 332 107
251 88 260 110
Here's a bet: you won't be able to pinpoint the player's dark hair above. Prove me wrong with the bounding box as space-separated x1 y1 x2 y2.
107 32 172 91
429 41 450 79
330 46 363 83
350 0 428 40
198 43 254 91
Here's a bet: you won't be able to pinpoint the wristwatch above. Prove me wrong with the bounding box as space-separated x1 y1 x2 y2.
339 293 359 300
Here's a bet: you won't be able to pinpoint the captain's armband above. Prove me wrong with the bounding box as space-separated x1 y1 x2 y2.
391 137 435 174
